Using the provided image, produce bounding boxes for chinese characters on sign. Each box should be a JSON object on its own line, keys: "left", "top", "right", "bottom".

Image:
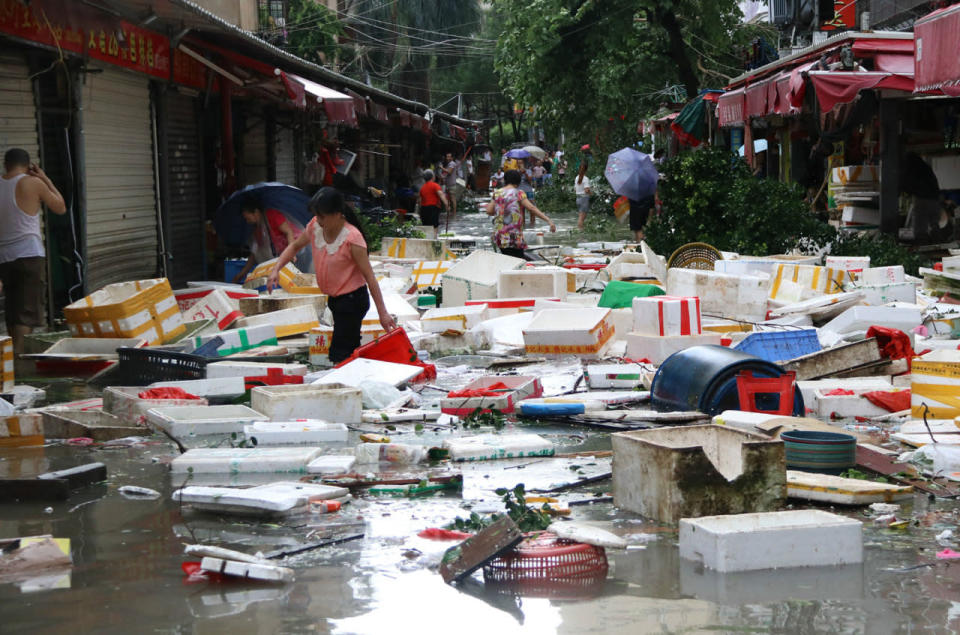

{"left": 821, "top": 0, "right": 857, "bottom": 31}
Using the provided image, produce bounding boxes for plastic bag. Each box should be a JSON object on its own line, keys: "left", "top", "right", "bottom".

{"left": 137, "top": 387, "right": 201, "bottom": 400}
{"left": 359, "top": 381, "right": 404, "bottom": 409}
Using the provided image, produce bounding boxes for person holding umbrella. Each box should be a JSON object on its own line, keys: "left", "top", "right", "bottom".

{"left": 233, "top": 195, "right": 301, "bottom": 283}
{"left": 604, "top": 147, "right": 659, "bottom": 242}
{"left": 267, "top": 188, "right": 395, "bottom": 364}
{"left": 485, "top": 169, "right": 556, "bottom": 259}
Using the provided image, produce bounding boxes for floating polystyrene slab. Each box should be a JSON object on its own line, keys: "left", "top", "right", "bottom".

{"left": 243, "top": 420, "right": 348, "bottom": 445}
{"left": 170, "top": 447, "right": 322, "bottom": 474}
{"left": 146, "top": 405, "right": 268, "bottom": 437}
{"left": 361, "top": 408, "right": 442, "bottom": 423}
{"left": 306, "top": 455, "right": 357, "bottom": 475}
{"left": 200, "top": 557, "right": 294, "bottom": 583}
{"left": 444, "top": 433, "right": 554, "bottom": 462}
{"left": 206, "top": 361, "right": 308, "bottom": 379}
{"left": 786, "top": 471, "right": 913, "bottom": 505}
{"left": 250, "top": 383, "right": 362, "bottom": 423}
{"left": 148, "top": 377, "right": 246, "bottom": 400}
{"left": 314, "top": 358, "right": 422, "bottom": 388}
{"left": 173, "top": 481, "right": 348, "bottom": 515}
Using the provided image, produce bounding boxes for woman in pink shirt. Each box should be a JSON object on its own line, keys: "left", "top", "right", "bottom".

{"left": 268, "top": 188, "right": 395, "bottom": 363}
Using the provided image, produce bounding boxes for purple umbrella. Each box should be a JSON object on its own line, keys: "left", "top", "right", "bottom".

{"left": 604, "top": 148, "right": 659, "bottom": 201}
{"left": 506, "top": 148, "right": 531, "bottom": 159}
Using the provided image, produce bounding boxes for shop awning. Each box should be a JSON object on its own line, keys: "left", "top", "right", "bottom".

{"left": 915, "top": 3, "right": 960, "bottom": 95}
{"left": 717, "top": 88, "right": 744, "bottom": 127}
{"left": 345, "top": 89, "right": 368, "bottom": 118}
{"left": 808, "top": 70, "right": 914, "bottom": 112}
{"left": 369, "top": 102, "right": 389, "bottom": 123}
{"left": 288, "top": 73, "right": 357, "bottom": 126}
{"left": 745, "top": 80, "right": 771, "bottom": 119}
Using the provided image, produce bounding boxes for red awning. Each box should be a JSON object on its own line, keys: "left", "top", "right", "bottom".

{"left": 392, "top": 109, "right": 412, "bottom": 127}
{"left": 288, "top": 73, "right": 357, "bottom": 126}
{"left": 345, "top": 89, "right": 368, "bottom": 117}
{"left": 277, "top": 71, "right": 306, "bottom": 108}
{"left": 915, "top": 3, "right": 960, "bottom": 95}
{"left": 717, "top": 88, "right": 744, "bottom": 127}
{"left": 875, "top": 53, "right": 914, "bottom": 74}
{"left": 851, "top": 38, "right": 916, "bottom": 56}
{"left": 808, "top": 71, "right": 915, "bottom": 112}
{"left": 370, "top": 102, "right": 389, "bottom": 122}
{"left": 788, "top": 61, "right": 817, "bottom": 109}
{"left": 745, "top": 80, "right": 770, "bottom": 119}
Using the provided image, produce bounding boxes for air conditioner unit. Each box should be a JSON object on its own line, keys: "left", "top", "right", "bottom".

{"left": 770, "top": 0, "right": 795, "bottom": 24}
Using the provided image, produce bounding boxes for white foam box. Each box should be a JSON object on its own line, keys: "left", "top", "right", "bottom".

{"left": 200, "top": 557, "right": 294, "bottom": 583}
{"left": 103, "top": 386, "right": 209, "bottom": 426}
{"left": 170, "top": 447, "right": 323, "bottom": 474}
{"left": 316, "top": 358, "right": 423, "bottom": 388}
{"left": 381, "top": 237, "right": 455, "bottom": 260}
{"left": 238, "top": 293, "right": 327, "bottom": 318}
{"left": 440, "top": 375, "right": 543, "bottom": 415}
{"left": 194, "top": 324, "right": 278, "bottom": 357}
{"left": 498, "top": 268, "right": 569, "bottom": 300}
{"left": 148, "top": 377, "right": 247, "bottom": 400}
{"left": 608, "top": 307, "right": 634, "bottom": 339}
{"left": 0, "top": 413, "right": 43, "bottom": 447}
{"left": 797, "top": 378, "right": 893, "bottom": 414}
{"left": 177, "top": 287, "right": 245, "bottom": 330}
{"left": 833, "top": 165, "right": 879, "bottom": 184}
{"left": 308, "top": 325, "right": 386, "bottom": 366}
{"left": 841, "top": 206, "right": 881, "bottom": 226}
{"left": 360, "top": 293, "right": 420, "bottom": 327}
{"left": 912, "top": 350, "right": 960, "bottom": 420}
{"left": 174, "top": 481, "right": 348, "bottom": 515}
{"left": 235, "top": 305, "right": 319, "bottom": 339}
{"left": 632, "top": 295, "right": 702, "bottom": 336}
{"left": 625, "top": 333, "right": 722, "bottom": 365}
{"left": 243, "top": 420, "right": 348, "bottom": 445}
{"left": 825, "top": 256, "right": 870, "bottom": 273}
{"left": 464, "top": 297, "right": 560, "bottom": 318}
{"left": 679, "top": 510, "right": 863, "bottom": 572}
{"left": 585, "top": 363, "right": 649, "bottom": 389}
{"left": 250, "top": 383, "right": 362, "bottom": 423}
{"left": 444, "top": 433, "right": 555, "bottom": 462}
{"left": 146, "top": 404, "right": 268, "bottom": 436}
{"left": 307, "top": 455, "right": 357, "bottom": 475}
{"left": 849, "top": 281, "right": 918, "bottom": 305}
{"left": 442, "top": 250, "right": 525, "bottom": 308}
{"left": 768, "top": 264, "right": 851, "bottom": 301}
{"left": 813, "top": 388, "right": 902, "bottom": 419}
{"left": 206, "top": 361, "right": 308, "bottom": 379}
{"left": 861, "top": 265, "right": 905, "bottom": 285}
{"left": 410, "top": 260, "right": 454, "bottom": 290}
{"left": 667, "top": 268, "right": 770, "bottom": 322}
{"left": 1, "top": 335, "right": 12, "bottom": 391}
{"left": 606, "top": 251, "right": 659, "bottom": 282}
{"left": 523, "top": 307, "right": 614, "bottom": 359}
{"left": 821, "top": 306, "right": 922, "bottom": 342}
{"left": 421, "top": 304, "right": 489, "bottom": 335}
{"left": 714, "top": 259, "right": 780, "bottom": 277}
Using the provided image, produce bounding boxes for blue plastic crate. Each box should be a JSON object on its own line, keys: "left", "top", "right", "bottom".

{"left": 734, "top": 329, "right": 821, "bottom": 363}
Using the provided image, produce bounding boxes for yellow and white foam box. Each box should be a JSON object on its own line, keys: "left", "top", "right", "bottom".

{"left": 63, "top": 278, "right": 185, "bottom": 345}
{"left": 1, "top": 336, "right": 12, "bottom": 391}
{"left": 832, "top": 165, "right": 879, "bottom": 185}
{"left": 0, "top": 413, "right": 44, "bottom": 448}
{"left": 235, "top": 304, "right": 320, "bottom": 339}
{"left": 912, "top": 351, "right": 960, "bottom": 420}
{"left": 411, "top": 261, "right": 453, "bottom": 290}
{"left": 523, "top": 307, "right": 615, "bottom": 359}
{"left": 309, "top": 324, "right": 385, "bottom": 365}
{"left": 382, "top": 237, "right": 456, "bottom": 261}
{"left": 769, "top": 264, "right": 850, "bottom": 301}
{"left": 250, "top": 258, "right": 301, "bottom": 291}
{"left": 421, "top": 304, "right": 489, "bottom": 335}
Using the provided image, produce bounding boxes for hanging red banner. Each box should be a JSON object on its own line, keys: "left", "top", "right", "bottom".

{"left": 821, "top": 0, "right": 857, "bottom": 31}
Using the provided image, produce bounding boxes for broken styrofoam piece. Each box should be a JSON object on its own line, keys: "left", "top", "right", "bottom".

{"left": 666, "top": 268, "right": 770, "bottom": 322}
{"left": 243, "top": 420, "right": 348, "bottom": 445}
{"left": 796, "top": 378, "right": 893, "bottom": 414}
{"left": 103, "top": 387, "right": 208, "bottom": 426}
{"left": 523, "top": 307, "right": 614, "bottom": 359}
{"left": 421, "top": 304, "right": 490, "bottom": 335}
{"left": 440, "top": 375, "right": 542, "bottom": 415}
{"left": 174, "top": 481, "right": 348, "bottom": 515}
{"left": 786, "top": 470, "right": 913, "bottom": 505}
{"left": 146, "top": 405, "right": 268, "bottom": 437}
{"left": 679, "top": 510, "right": 863, "bottom": 572}
{"left": 205, "top": 361, "right": 308, "bottom": 379}
{"left": 148, "top": 377, "right": 246, "bottom": 400}
{"left": 548, "top": 522, "right": 628, "bottom": 549}
{"left": 200, "top": 557, "right": 294, "bottom": 583}
{"left": 442, "top": 250, "right": 525, "bottom": 308}
{"left": 235, "top": 305, "right": 320, "bottom": 339}
{"left": 624, "top": 332, "right": 722, "bottom": 365}
{"left": 767, "top": 291, "right": 865, "bottom": 321}
{"left": 585, "top": 363, "right": 650, "bottom": 389}
{"left": 251, "top": 383, "right": 362, "bottom": 423}
{"left": 444, "top": 433, "right": 555, "bottom": 461}
{"left": 178, "top": 287, "right": 244, "bottom": 330}
{"left": 846, "top": 281, "right": 918, "bottom": 306}
{"left": 464, "top": 297, "right": 560, "bottom": 319}
{"left": 185, "top": 544, "right": 266, "bottom": 564}
{"left": 821, "top": 306, "right": 922, "bottom": 342}
{"left": 861, "top": 265, "right": 905, "bottom": 285}
{"left": 498, "top": 268, "right": 569, "bottom": 300}
{"left": 170, "top": 447, "right": 323, "bottom": 474}
{"left": 314, "top": 358, "right": 423, "bottom": 389}
{"left": 354, "top": 442, "right": 426, "bottom": 464}
{"left": 468, "top": 312, "right": 536, "bottom": 352}
{"left": 814, "top": 388, "right": 902, "bottom": 419}
{"left": 306, "top": 455, "right": 357, "bottom": 475}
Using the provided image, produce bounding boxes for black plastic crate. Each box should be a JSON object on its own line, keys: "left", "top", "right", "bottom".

{"left": 116, "top": 347, "right": 208, "bottom": 385}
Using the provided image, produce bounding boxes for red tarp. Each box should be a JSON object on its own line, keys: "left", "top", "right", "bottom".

{"left": 915, "top": 3, "right": 960, "bottom": 96}
{"left": 324, "top": 99, "right": 358, "bottom": 127}
{"left": 808, "top": 71, "right": 914, "bottom": 112}
{"left": 717, "top": 88, "right": 744, "bottom": 127}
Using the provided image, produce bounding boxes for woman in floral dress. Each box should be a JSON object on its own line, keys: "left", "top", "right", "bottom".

{"left": 485, "top": 169, "right": 556, "bottom": 259}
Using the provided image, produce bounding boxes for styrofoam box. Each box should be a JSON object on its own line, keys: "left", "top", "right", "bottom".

{"left": 170, "top": 447, "right": 323, "bottom": 474}
{"left": 442, "top": 250, "right": 525, "bottom": 308}
{"left": 381, "top": 237, "right": 454, "bottom": 260}
{"left": 833, "top": 165, "right": 878, "bottom": 184}
{"left": 821, "top": 306, "right": 922, "bottom": 342}
{"left": 825, "top": 256, "right": 870, "bottom": 272}
{"left": 235, "top": 305, "right": 320, "bottom": 339}
{"left": 679, "top": 510, "right": 863, "bottom": 572}
{"left": 360, "top": 293, "right": 420, "bottom": 326}
{"left": 307, "top": 455, "right": 357, "bottom": 475}
{"left": 243, "top": 420, "right": 348, "bottom": 445}
{"left": 309, "top": 324, "right": 386, "bottom": 366}
{"left": 523, "top": 307, "right": 614, "bottom": 359}
{"left": 178, "top": 287, "right": 244, "bottom": 330}
{"left": 912, "top": 350, "right": 960, "bottom": 419}
{"left": 148, "top": 377, "right": 246, "bottom": 400}
{"left": 315, "top": 358, "right": 423, "bottom": 388}
{"left": 194, "top": 324, "right": 278, "bottom": 357}
{"left": 173, "top": 481, "right": 348, "bottom": 514}
{"left": 146, "top": 404, "right": 268, "bottom": 436}
{"left": 585, "top": 363, "right": 648, "bottom": 389}
{"left": 251, "top": 383, "right": 362, "bottom": 423}
{"left": 768, "top": 264, "right": 851, "bottom": 301}
{"left": 444, "top": 433, "right": 555, "bottom": 462}
{"left": 606, "top": 251, "right": 659, "bottom": 282}
{"left": 813, "top": 389, "right": 898, "bottom": 419}
{"left": 849, "top": 281, "right": 918, "bottom": 305}
{"left": 421, "top": 304, "right": 489, "bottom": 334}
{"left": 625, "top": 332, "right": 722, "bottom": 365}
{"left": 797, "top": 377, "right": 893, "bottom": 414}
{"left": 667, "top": 268, "right": 770, "bottom": 322}
{"left": 201, "top": 557, "right": 294, "bottom": 583}
{"left": 498, "top": 268, "right": 568, "bottom": 300}
{"left": 103, "top": 386, "right": 209, "bottom": 426}
{"left": 465, "top": 297, "right": 560, "bottom": 319}
{"left": 206, "top": 361, "right": 308, "bottom": 379}
{"left": 440, "top": 375, "right": 542, "bottom": 415}
{"left": 861, "top": 265, "right": 905, "bottom": 285}
{"left": 632, "top": 295, "right": 702, "bottom": 337}
{"left": 840, "top": 206, "right": 880, "bottom": 226}
{"left": 1, "top": 335, "right": 12, "bottom": 392}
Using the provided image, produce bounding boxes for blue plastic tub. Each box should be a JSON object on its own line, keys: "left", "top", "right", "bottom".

{"left": 650, "top": 345, "right": 804, "bottom": 416}
{"left": 224, "top": 258, "right": 247, "bottom": 283}
{"left": 734, "top": 329, "right": 821, "bottom": 363}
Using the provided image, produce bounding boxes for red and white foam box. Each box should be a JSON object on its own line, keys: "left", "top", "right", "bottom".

{"left": 465, "top": 297, "right": 560, "bottom": 319}
{"left": 825, "top": 256, "right": 870, "bottom": 274}
{"left": 632, "top": 295, "right": 702, "bottom": 337}
{"left": 861, "top": 265, "right": 905, "bottom": 285}
{"left": 205, "top": 360, "right": 308, "bottom": 379}
{"left": 175, "top": 287, "right": 253, "bottom": 330}
{"left": 440, "top": 375, "right": 543, "bottom": 416}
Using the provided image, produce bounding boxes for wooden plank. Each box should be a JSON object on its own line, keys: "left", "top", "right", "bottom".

{"left": 781, "top": 338, "right": 882, "bottom": 380}
{"left": 856, "top": 445, "right": 960, "bottom": 497}
{"left": 439, "top": 516, "right": 522, "bottom": 584}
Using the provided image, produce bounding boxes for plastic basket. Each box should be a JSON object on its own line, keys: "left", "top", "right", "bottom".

{"left": 335, "top": 327, "right": 436, "bottom": 381}
{"left": 482, "top": 532, "right": 608, "bottom": 586}
{"left": 734, "top": 329, "right": 821, "bottom": 363}
{"left": 666, "top": 242, "right": 723, "bottom": 270}
{"left": 116, "top": 347, "right": 208, "bottom": 384}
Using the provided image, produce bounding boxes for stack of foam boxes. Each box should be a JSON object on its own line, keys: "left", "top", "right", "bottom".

{"left": 625, "top": 295, "right": 721, "bottom": 364}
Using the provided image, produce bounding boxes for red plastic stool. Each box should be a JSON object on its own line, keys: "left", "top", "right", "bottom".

{"left": 736, "top": 370, "right": 796, "bottom": 415}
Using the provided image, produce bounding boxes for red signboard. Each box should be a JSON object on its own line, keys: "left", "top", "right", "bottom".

{"left": 0, "top": 0, "right": 170, "bottom": 79}
{"left": 822, "top": 0, "right": 857, "bottom": 31}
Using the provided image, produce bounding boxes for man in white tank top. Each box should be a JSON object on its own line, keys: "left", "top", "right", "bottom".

{"left": 0, "top": 148, "right": 66, "bottom": 367}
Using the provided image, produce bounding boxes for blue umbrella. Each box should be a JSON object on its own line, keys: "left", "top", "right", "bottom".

{"left": 506, "top": 148, "right": 531, "bottom": 159}
{"left": 215, "top": 182, "right": 312, "bottom": 248}
{"left": 604, "top": 148, "right": 659, "bottom": 201}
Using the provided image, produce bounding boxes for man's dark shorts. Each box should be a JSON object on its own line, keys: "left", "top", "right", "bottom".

{"left": 419, "top": 205, "right": 441, "bottom": 228}
{"left": 0, "top": 256, "right": 46, "bottom": 328}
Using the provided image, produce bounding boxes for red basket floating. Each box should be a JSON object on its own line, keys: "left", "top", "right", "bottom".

{"left": 483, "top": 531, "right": 608, "bottom": 592}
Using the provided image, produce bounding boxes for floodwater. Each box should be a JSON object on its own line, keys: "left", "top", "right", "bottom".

{"left": 3, "top": 208, "right": 960, "bottom": 633}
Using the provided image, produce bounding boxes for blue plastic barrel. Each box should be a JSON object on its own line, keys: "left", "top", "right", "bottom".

{"left": 651, "top": 345, "right": 804, "bottom": 416}
{"left": 224, "top": 258, "right": 247, "bottom": 283}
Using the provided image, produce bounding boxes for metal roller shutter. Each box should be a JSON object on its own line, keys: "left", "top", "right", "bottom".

{"left": 82, "top": 67, "right": 158, "bottom": 291}
{"left": 165, "top": 91, "right": 204, "bottom": 287}
{"left": 243, "top": 115, "right": 268, "bottom": 184}
{"left": 275, "top": 125, "right": 296, "bottom": 185}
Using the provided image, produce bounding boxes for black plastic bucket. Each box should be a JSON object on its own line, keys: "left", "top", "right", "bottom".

{"left": 650, "top": 345, "right": 804, "bottom": 416}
